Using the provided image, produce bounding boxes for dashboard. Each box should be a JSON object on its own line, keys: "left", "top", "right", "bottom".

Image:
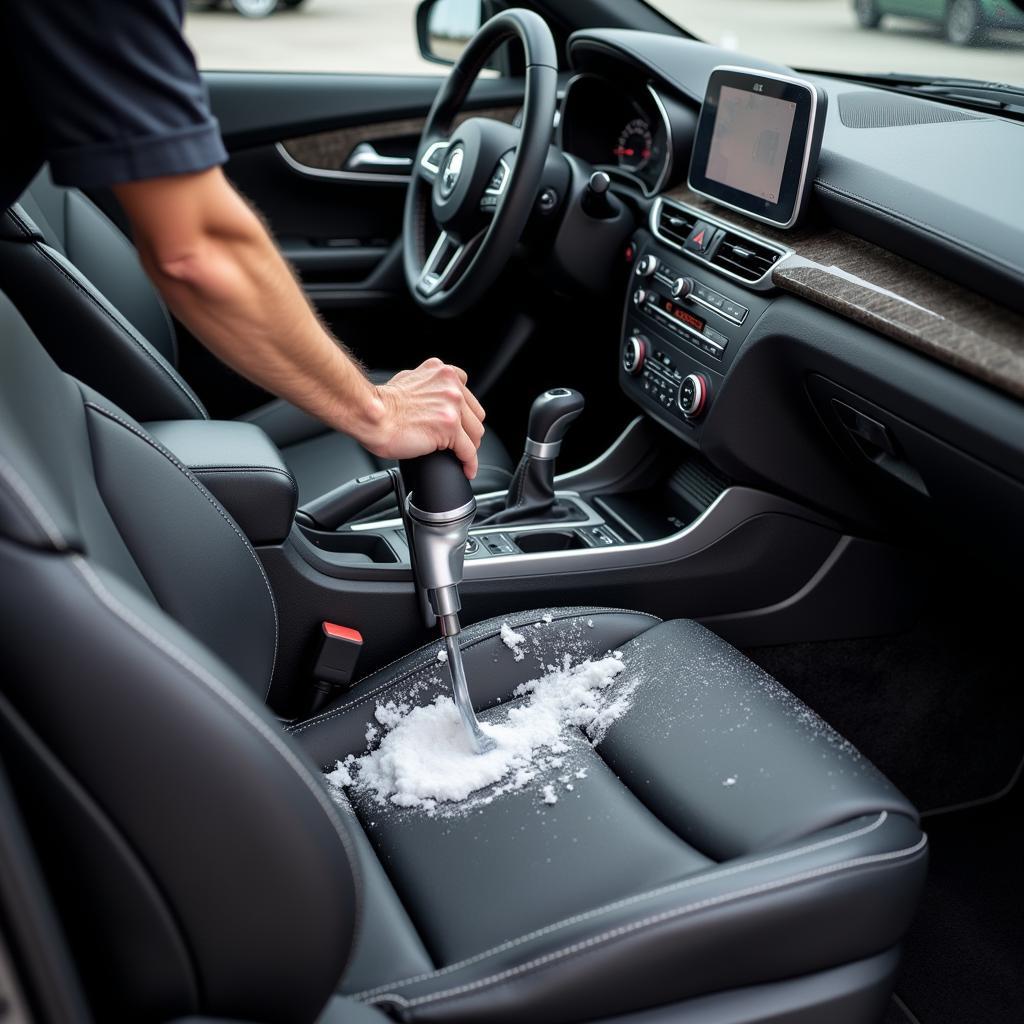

{"left": 556, "top": 29, "right": 1024, "bottom": 566}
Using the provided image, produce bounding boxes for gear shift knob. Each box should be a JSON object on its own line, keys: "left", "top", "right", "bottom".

{"left": 525, "top": 388, "right": 586, "bottom": 459}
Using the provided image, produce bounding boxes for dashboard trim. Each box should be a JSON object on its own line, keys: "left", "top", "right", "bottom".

{"left": 665, "top": 184, "right": 1024, "bottom": 402}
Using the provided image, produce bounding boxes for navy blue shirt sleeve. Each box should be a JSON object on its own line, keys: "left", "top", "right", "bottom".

{"left": 1, "top": 0, "right": 227, "bottom": 189}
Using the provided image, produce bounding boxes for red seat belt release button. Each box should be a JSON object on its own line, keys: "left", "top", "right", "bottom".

{"left": 313, "top": 622, "right": 363, "bottom": 692}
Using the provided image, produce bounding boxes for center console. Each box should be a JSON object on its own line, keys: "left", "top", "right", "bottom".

{"left": 618, "top": 196, "right": 785, "bottom": 444}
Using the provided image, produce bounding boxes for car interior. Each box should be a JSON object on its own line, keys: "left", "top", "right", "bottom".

{"left": 0, "top": 2, "right": 1021, "bottom": 1023}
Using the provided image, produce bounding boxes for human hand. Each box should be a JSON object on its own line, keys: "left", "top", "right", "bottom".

{"left": 361, "top": 358, "right": 486, "bottom": 479}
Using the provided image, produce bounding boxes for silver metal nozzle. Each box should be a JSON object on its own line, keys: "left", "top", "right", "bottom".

{"left": 444, "top": 631, "right": 495, "bottom": 754}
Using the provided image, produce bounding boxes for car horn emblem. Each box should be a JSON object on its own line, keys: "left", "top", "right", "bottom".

{"left": 440, "top": 146, "right": 464, "bottom": 197}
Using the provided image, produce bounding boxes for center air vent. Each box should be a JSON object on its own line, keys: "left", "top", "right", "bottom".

{"left": 710, "top": 232, "right": 783, "bottom": 283}
{"left": 656, "top": 204, "right": 697, "bottom": 248}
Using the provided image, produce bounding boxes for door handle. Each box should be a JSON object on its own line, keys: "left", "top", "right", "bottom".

{"left": 344, "top": 142, "right": 413, "bottom": 173}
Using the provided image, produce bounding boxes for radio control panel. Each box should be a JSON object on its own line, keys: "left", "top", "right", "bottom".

{"left": 620, "top": 237, "right": 769, "bottom": 440}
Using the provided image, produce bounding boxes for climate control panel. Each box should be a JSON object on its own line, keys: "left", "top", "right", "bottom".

{"left": 621, "top": 239, "right": 768, "bottom": 440}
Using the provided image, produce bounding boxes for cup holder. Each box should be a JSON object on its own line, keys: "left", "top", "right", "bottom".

{"left": 514, "top": 530, "right": 587, "bottom": 554}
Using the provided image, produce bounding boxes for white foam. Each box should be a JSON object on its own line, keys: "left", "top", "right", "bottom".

{"left": 327, "top": 654, "right": 631, "bottom": 815}
{"left": 541, "top": 784, "right": 558, "bottom": 804}
{"left": 500, "top": 622, "right": 526, "bottom": 661}
{"left": 436, "top": 649, "right": 448, "bottom": 663}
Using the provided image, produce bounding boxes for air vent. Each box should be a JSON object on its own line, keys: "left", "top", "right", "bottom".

{"left": 656, "top": 204, "right": 697, "bottom": 248}
{"left": 710, "top": 232, "right": 783, "bottom": 283}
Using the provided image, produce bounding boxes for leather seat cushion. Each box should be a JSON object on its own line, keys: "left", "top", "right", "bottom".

{"left": 291, "top": 609, "right": 927, "bottom": 1022}
{"left": 244, "top": 396, "right": 515, "bottom": 505}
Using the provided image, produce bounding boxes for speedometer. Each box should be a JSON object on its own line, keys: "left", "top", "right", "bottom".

{"left": 614, "top": 118, "right": 653, "bottom": 172}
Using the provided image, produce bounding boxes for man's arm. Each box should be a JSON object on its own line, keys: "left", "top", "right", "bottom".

{"left": 113, "top": 167, "right": 485, "bottom": 477}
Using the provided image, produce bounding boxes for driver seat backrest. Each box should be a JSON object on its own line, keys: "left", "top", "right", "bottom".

{"left": 0, "top": 167, "right": 208, "bottom": 422}
{"left": 0, "top": 290, "right": 359, "bottom": 1021}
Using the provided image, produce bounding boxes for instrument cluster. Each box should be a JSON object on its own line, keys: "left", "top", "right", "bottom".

{"left": 559, "top": 74, "right": 672, "bottom": 196}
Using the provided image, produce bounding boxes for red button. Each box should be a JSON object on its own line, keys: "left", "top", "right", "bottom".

{"left": 322, "top": 622, "right": 363, "bottom": 643}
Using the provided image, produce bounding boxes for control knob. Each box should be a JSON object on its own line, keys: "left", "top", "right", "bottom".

{"left": 677, "top": 373, "right": 709, "bottom": 419}
{"left": 632, "top": 288, "right": 647, "bottom": 308}
{"left": 635, "top": 254, "right": 658, "bottom": 278}
{"left": 623, "top": 334, "right": 647, "bottom": 375}
{"left": 670, "top": 276, "right": 695, "bottom": 300}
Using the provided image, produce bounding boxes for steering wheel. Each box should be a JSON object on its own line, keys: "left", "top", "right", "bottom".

{"left": 403, "top": 8, "right": 558, "bottom": 318}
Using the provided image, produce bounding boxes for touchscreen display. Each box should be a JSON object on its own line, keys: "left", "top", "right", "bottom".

{"left": 687, "top": 67, "right": 826, "bottom": 229}
{"left": 705, "top": 87, "right": 797, "bottom": 205}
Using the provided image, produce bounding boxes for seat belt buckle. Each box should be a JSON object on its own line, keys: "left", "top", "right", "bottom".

{"left": 310, "top": 622, "right": 363, "bottom": 713}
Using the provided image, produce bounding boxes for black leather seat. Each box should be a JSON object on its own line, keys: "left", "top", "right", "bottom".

{"left": 0, "top": 291, "right": 927, "bottom": 1023}
{"left": 0, "top": 168, "right": 514, "bottom": 503}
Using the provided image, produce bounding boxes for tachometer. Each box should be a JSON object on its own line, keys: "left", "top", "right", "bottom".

{"left": 614, "top": 118, "right": 653, "bottom": 172}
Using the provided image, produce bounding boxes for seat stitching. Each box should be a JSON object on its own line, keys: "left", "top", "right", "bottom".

{"left": 70, "top": 555, "right": 363, "bottom": 976}
{"left": 373, "top": 832, "right": 928, "bottom": 1011}
{"left": 34, "top": 244, "right": 207, "bottom": 419}
{"left": 0, "top": 454, "right": 69, "bottom": 550}
{"left": 84, "top": 401, "right": 279, "bottom": 698}
{"left": 352, "top": 810, "right": 890, "bottom": 999}
{"left": 5, "top": 206, "right": 37, "bottom": 240}
{"left": 289, "top": 608, "right": 662, "bottom": 736}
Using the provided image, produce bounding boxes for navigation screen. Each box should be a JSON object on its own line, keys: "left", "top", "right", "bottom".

{"left": 705, "top": 86, "right": 797, "bottom": 204}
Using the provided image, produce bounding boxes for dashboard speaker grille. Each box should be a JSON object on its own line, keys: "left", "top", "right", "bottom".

{"left": 838, "top": 92, "right": 984, "bottom": 129}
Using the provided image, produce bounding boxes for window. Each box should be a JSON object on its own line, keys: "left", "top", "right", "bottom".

{"left": 645, "top": 0, "right": 1024, "bottom": 88}
{"left": 184, "top": 0, "right": 442, "bottom": 73}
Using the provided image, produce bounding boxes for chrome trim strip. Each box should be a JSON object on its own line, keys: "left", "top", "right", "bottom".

{"left": 420, "top": 140, "right": 448, "bottom": 177}
{"left": 275, "top": 141, "right": 410, "bottom": 184}
{"left": 524, "top": 438, "right": 560, "bottom": 459}
{"left": 649, "top": 195, "right": 794, "bottom": 291}
{"left": 686, "top": 65, "right": 820, "bottom": 232}
{"left": 407, "top": 496, "right": 477, "bottom": 525}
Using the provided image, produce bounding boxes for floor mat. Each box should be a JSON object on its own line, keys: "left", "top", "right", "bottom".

{"left": 746, "top": 608, "right": 1024, "bottom": 813}
{"left": 891, "top": 782, "right": 1024, "bottom": 1023}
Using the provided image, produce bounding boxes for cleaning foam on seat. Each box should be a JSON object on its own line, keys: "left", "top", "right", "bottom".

{"left": 327, "top": 653, "right": 634, "bottom": 816}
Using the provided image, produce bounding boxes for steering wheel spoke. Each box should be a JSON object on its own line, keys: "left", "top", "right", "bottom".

{"left": 418, "top": 139, "right": 449, "bottom": 184}
{"left": 415, "top": 230, "right": 484, "bottom": 297}
{"left": 479, "top": 152, "right": 513, "bottom": 213}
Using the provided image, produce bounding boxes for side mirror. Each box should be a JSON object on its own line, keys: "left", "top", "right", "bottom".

{"left": 416, "top": 0, "right": 484, "bottom": 67}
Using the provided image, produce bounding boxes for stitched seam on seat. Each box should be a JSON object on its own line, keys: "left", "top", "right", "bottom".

{"left": 289, "top": 608, "right": 662, "bottom": 736}
{"left": 71, "top": 555, "right": 363, "bottom": 977}
{"left": 0, "top": 454, "right": 69, "bottom": 550}
{"left": 84, "top": 402, "right": 279, "bottom": 697}
{"left": 5, "top": 206, "right": 37, "bottom": 240}
{"left": 35, "top": 244, "right": 207, "bottom": 419}
{"left": 353, "top": 810, "right": 891, "bottom": 999}
{"left": 370, "top": 829, "right": 929, "bottom": 1010}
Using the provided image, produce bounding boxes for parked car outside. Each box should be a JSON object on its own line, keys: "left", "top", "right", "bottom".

{"left": 192, "top": 0, "right": 308, "bottom": 18}
{"left": 854, "top": 0, "right": 1024, "bottom": 45}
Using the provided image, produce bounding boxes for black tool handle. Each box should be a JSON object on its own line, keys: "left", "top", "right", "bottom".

{"left": 399, "top": 450, "right": 474, "bottom": 516}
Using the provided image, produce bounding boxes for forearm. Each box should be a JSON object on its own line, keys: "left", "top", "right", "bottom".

{"left": 114, "top": 168, "right": 486, "bottom": 477}
{"left": 114, "top": 170, "right": 384, "bottom": 439}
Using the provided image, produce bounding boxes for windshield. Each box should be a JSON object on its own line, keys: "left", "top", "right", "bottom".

{"left": 645, "top": 0, "right": 1024, "bottom": 88}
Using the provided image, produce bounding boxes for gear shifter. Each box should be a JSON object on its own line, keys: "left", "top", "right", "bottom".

{"left": 485, "top": 388, "right": 585, "bottom": 525}
{"left": 399, "top": 451, "right": 494, "bottom": 754}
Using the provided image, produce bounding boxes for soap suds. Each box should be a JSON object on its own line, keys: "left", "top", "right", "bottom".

{"left": 327, "top": 653, "right": 632, "bottom": 816}
{"left": 436, "top": 649, "right": 448, "bottom": 663}
{"left": 500, "top": 622, "right": 526, "bottom": 661}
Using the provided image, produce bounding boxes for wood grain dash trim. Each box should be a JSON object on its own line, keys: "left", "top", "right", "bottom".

{"left": 281, "top": 107, "right": 519, "bottom": 176}
{"left": 664, "top": 185, "right": 1024, "bottom": 402}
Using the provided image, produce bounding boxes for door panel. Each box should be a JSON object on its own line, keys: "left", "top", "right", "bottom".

{"left": 191, "top": 71, "right": 527, "bottom": 414}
